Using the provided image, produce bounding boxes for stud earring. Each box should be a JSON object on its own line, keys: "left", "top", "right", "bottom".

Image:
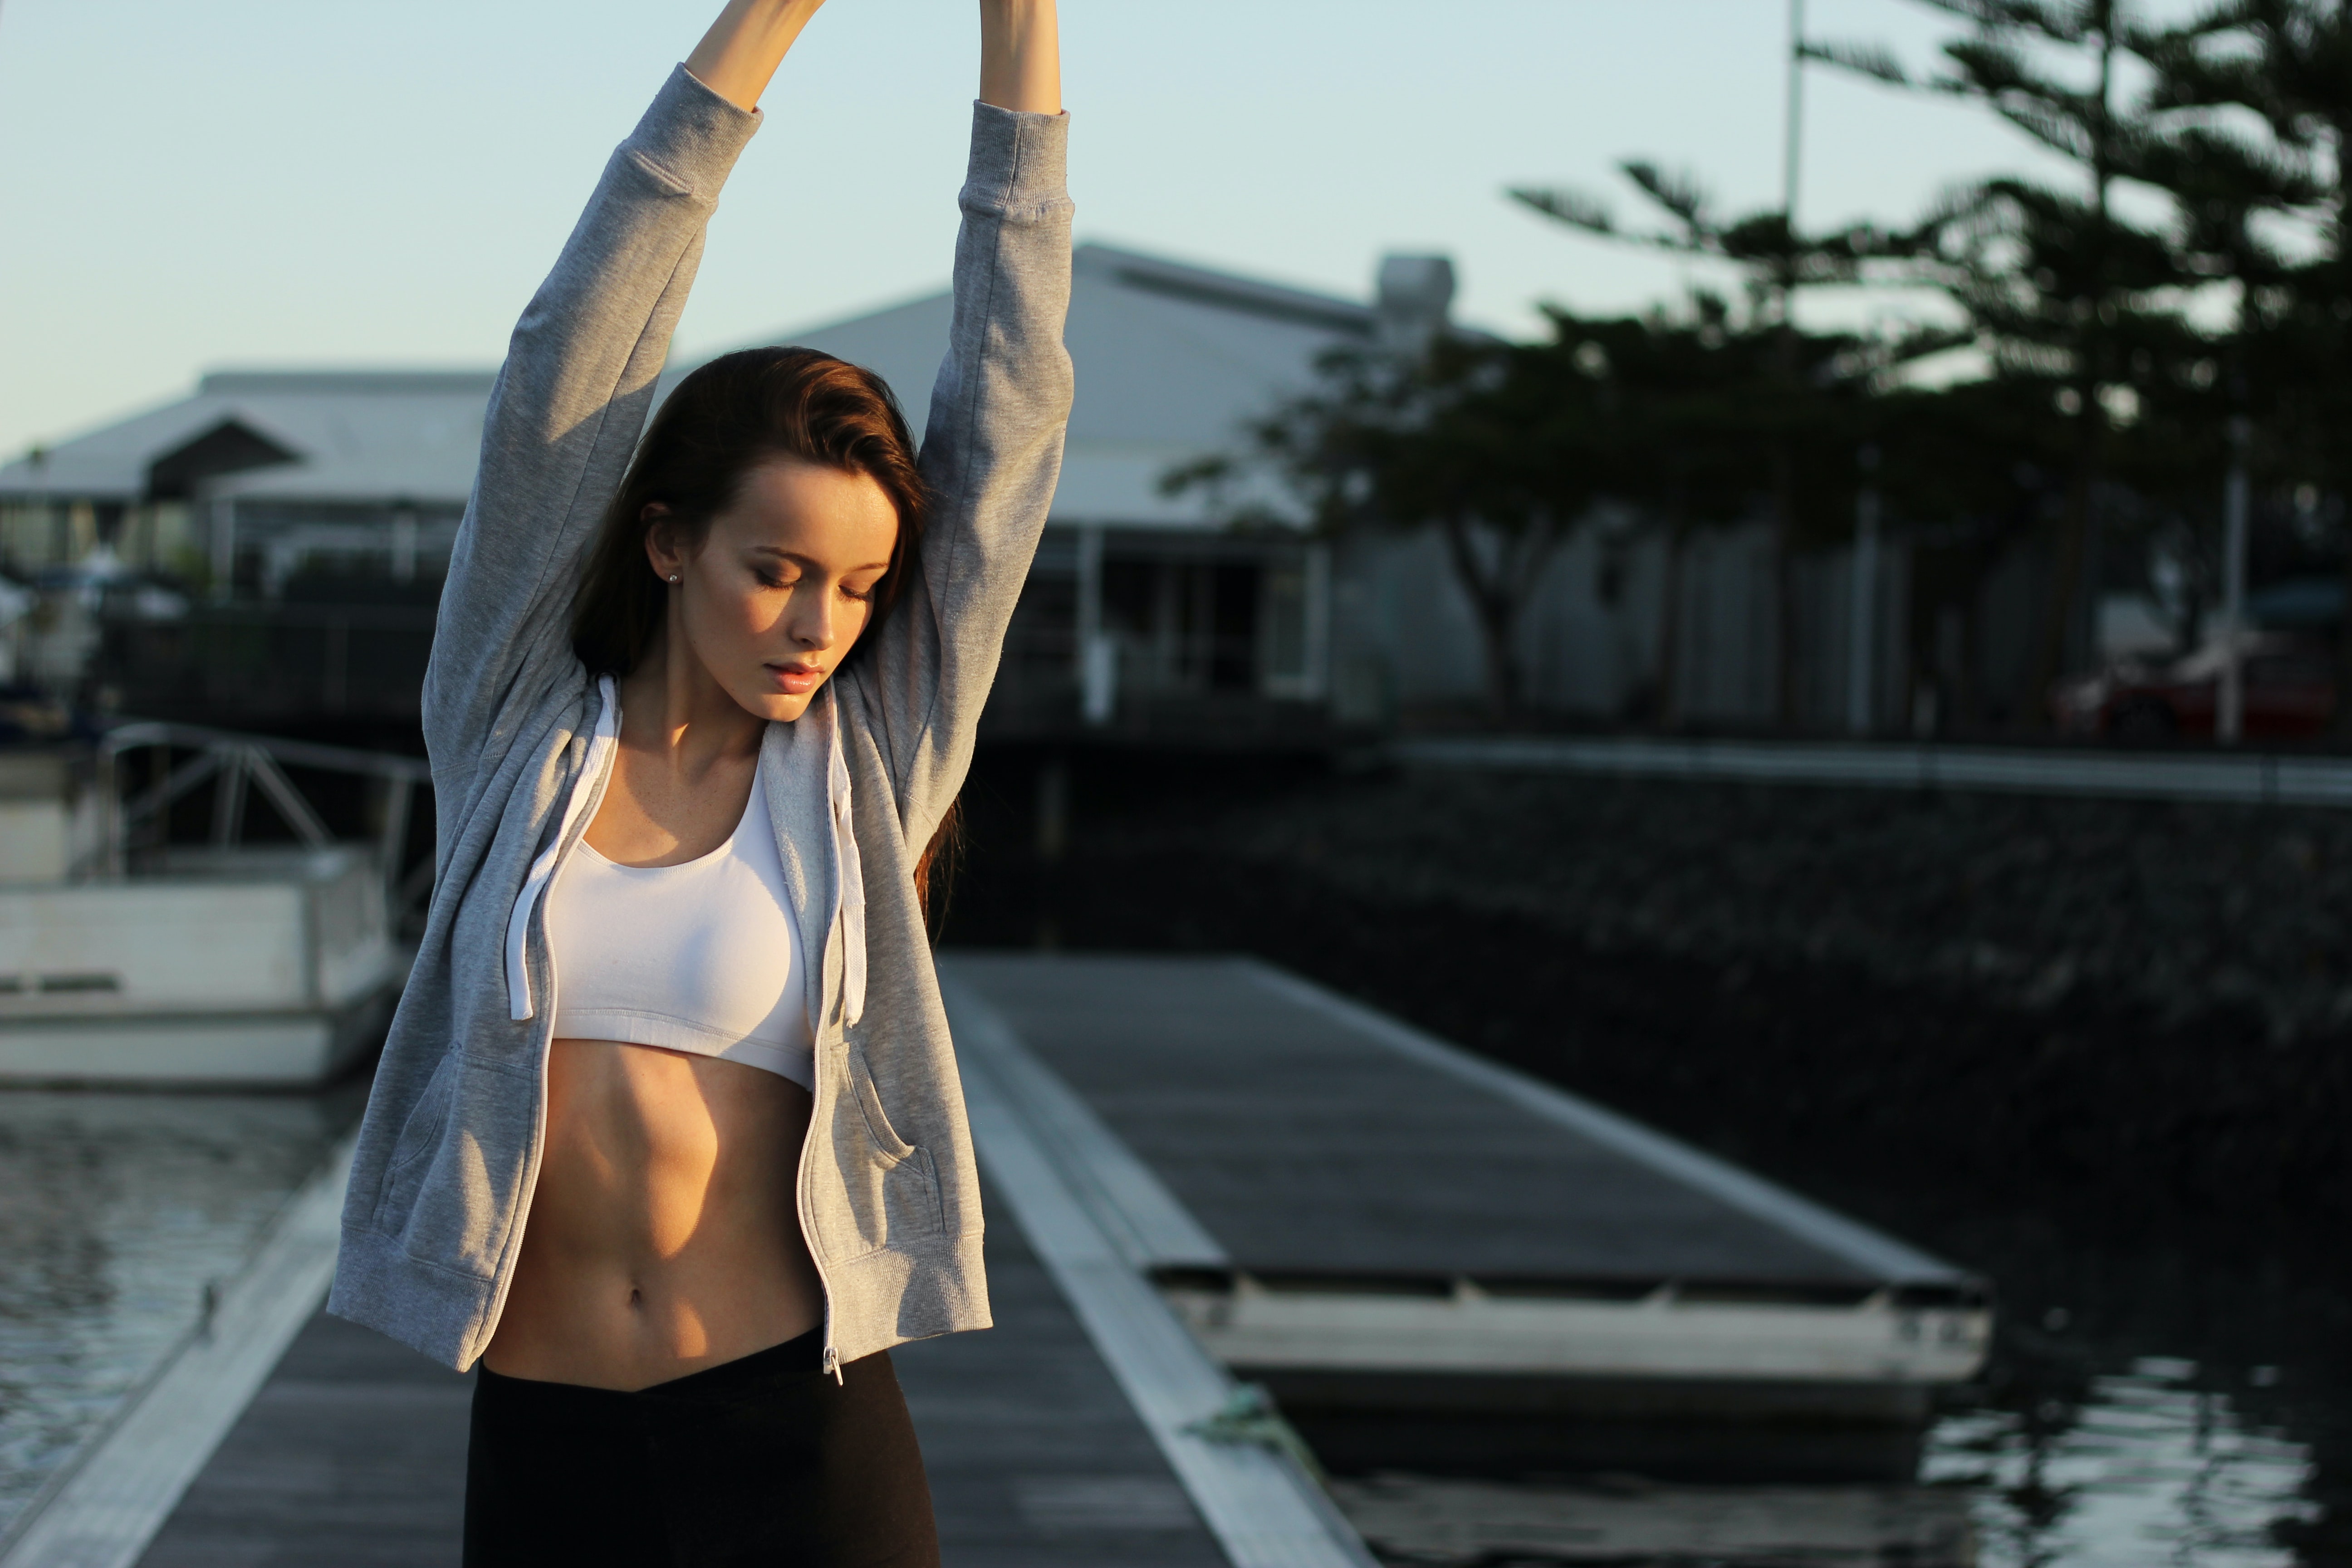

{"left": 667, "top": 574, "right": 680, "bottom": 583}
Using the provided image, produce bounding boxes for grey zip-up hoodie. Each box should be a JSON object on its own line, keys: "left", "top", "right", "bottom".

{"left": 326, "top": 65, "right": 1073, "bottom": 1375}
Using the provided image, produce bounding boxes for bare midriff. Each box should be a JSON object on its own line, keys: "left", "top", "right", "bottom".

{"left": 480, "top": 1038, "right": 824, "bottom": 1392}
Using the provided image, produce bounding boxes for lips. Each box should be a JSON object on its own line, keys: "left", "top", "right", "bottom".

{"left": 768, "top": 663, "right": 827, "bottom": 696}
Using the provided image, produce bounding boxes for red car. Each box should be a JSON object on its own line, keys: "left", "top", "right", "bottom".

{"left": 2051, "top": 632, "right": 2336, "bottom": 739}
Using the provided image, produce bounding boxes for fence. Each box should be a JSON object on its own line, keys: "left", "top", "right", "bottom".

{"left": 98, "top": 604, "right": 436, "bottom": 724}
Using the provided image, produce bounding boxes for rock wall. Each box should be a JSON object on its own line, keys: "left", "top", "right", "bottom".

{"left": 1205, "top": 766, "right": 2352, "bottom": 1046}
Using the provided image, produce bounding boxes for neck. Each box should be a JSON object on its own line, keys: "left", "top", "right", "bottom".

{"left": 617, "top": 620, "right": 767, "bottom": 774}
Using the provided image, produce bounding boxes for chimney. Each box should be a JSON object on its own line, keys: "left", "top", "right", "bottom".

{"left": 1374, "top": 254, "right": 1456, "bottom": 358}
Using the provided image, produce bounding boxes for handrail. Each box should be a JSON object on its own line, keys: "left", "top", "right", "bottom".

{"left": 85, "top": 720, "right": 434, "bottom": 932}
{"left": 95, "top": 721, "right": 431, "bottom": 784}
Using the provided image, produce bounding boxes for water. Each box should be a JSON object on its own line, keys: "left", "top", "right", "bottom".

{"left": 0, "top": 1088, "right": 353, "bottom": 1539}
{"left": 1928, "top": 1360, "right": 2321, "bottom": 1568}
{"left": 1338, "top": 1364, "right": 2324, "bottom": 1566}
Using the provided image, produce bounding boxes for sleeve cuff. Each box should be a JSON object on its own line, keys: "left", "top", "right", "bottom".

{"left": 963, "top": 101, "right": 1071, "bottom": 213}
{"left": 625, "top": 64, "right": 763, "bottom": 200}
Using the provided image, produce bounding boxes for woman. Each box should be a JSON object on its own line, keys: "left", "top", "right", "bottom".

{"left": 325, "top": 0, "right": 1070, "bottom": 1561}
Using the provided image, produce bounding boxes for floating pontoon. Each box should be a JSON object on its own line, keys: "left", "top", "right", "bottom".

{"left": 942, "top": 954, "right": 1993, "bottom": 1480}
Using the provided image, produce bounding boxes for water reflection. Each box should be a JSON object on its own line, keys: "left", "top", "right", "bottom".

{"left": 1331, "top": 1359, "right": 2322, "bottom": 1567}
{"left": 1928, "top": 1357, "right": 2319, "bottom": 1568}
{"left": 0, "top": 1089, "right": 350, "bottom": 1538}
{"left": 1332, "top": 1473, "right": 1976, "bottom": 1564}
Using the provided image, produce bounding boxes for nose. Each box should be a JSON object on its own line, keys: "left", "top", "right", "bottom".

{"left": 789, "top": 585, "right": 833, "bottom": 651}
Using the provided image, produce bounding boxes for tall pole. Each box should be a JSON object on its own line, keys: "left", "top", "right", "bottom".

{"left": 1075, "top": 523, "right": 1111, "bottom": 725}
{"left": 1848, "top": 445, "right": 1882, "bottom": 735}
{"left": 1771, "top": 0, "right": 1809, "bottom": 728}
{"left": 2218, "top": 414, "right": 2251, "bottom": 745}
{"left": 1784, "top": 0, "right": 1808, "bottom": 246}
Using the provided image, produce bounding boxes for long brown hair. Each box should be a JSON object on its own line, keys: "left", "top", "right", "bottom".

{"left": 571, "top": 346, "right": 962, "bottom": 922}
{"left": 571, "top": 346, "right": 930, "bottom": 677}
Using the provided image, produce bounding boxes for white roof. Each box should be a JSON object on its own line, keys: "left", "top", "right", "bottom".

{"left": 0, "top": 371, "right": 493, "bottom": 508}
{"left": 3, "top": 243, "right": 1381, "bottom": 529}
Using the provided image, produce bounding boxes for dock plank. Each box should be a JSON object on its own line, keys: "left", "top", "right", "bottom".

{"left": 943, "top": 953, "right": 1877, "bottom": 1284}
{"left": 133, "top": 1314, "right": 468, "bottom": 1568}
{"left": 896, "top": 1205, "right": 1224, "bottom": 1568}
{"left": 131, "top": 1175, "right": 1225, "bottom": 1568}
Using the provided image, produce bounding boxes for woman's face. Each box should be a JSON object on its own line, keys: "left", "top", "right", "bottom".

{"left": 646, "top": 456, "right": 900, "bottom": 723}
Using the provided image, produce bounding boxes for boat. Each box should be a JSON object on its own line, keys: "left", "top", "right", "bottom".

{"left": 0, "top": 725, "right": 426, "bottom": 1087}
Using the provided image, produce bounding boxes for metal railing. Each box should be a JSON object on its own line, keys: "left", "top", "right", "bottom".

{"left": 1394, "top": 733, "right": 2352, "bottom": 808}
{"left": 86, "top": 722, "right": 435, "bottom": 930}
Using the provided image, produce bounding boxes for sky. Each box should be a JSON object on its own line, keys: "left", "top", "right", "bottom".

{"left": 0, "top": 0, "right": 2135, "bottom": 460}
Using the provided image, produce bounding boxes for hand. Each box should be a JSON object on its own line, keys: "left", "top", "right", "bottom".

{"left": 978, "top": 0, "right": 1060, "bottom": 115}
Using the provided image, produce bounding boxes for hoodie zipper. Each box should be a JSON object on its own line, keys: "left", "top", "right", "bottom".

{"left": 799, "top": 1047, "right": 843, "bottom": 1383}
{"left": 785, "top": 718, "right": 846, "bottom": 1386}
{"left": 799, "top": 986, "right": 843, "bottom": 1385}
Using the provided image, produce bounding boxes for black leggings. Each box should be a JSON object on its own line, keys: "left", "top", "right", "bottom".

{"left": 463, "top": 1329, "right": 939, "bottom": 1568}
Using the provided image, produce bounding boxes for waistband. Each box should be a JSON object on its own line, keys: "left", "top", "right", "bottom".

{"left": 478, "top": 1326, "right": 825, "bottom": 1404}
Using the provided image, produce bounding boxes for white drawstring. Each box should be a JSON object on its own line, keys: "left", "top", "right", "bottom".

{"left": 505, "top": 675, "right": 621, "bottom": 1021}
{"left": 828, "top": 706, "right": 867, "bottom": 1029}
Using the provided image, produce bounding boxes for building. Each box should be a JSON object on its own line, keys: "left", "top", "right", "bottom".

{"left": 0, "top": 372, "right": 484, "bottom": 721}
{"left": 0, "top": 244, "right": 1410, "bottom": 735}
{"left": 0, "top": 370, "right": 485, "bottom": 592}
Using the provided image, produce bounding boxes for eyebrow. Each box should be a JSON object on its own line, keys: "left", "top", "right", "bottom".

{"left": 748, "top": 546, "right": 893, "bottom": 573}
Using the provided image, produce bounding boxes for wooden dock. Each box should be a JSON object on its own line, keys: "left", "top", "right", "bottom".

{"left": 127, "top": 1177, "right": 1238, "bottom": 1568}
{"left": 940, "top": 954, "right": 1990, "bottom": 1480}
{"left": 4, "top": 952, "right": 1987, "bottom": 1567}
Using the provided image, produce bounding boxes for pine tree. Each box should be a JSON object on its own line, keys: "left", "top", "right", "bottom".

{"left": 2136, "top": 0, "right": 2352, "bottom": 729}
{"left": 1178, "top": 303, "right": 1883, "bottom": 725}
{"left": 1509, "top": 164, "right": 1947, "bottom": 728}
{"left": 1811, "top": 0, "right": 2194, "bottom": 723}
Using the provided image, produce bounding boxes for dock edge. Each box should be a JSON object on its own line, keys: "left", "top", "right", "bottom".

{"left": 944, "top": 976, "right": 1381, "bottom": 1568}
{"left": 0, "top": 1134, "right": 355, "bottom": 1568}
{"left": 1238, "top": 960, "right": 1970, "bottom": 1285}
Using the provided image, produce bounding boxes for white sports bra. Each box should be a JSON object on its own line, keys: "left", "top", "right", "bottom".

{"left": 544, "top": 754, "right": 814, "bottom": 1090}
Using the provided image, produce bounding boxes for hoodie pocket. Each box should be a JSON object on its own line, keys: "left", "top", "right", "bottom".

{"left": 378, "top": 1054, "right": 533, "bottom": 1280}
{"left": 372, "top": 1049, "right": 460, "bottom": 1228}
{"left": 829, "top": 1048, "right": 944, "bottom": 1259}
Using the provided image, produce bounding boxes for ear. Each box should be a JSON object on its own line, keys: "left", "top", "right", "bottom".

{"left": 642, "top": 503, "right": 685, "bottom": 582}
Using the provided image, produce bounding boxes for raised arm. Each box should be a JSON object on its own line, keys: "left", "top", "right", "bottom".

{"left": 686, "top": 0, "right": 830, "bottom": 112}
{"left": 846, "top": 0, "right": 1072, "bottom": 843}
{"left": 421, "top": 2, "right": 823, "bottom": 778}
{"left": 978, "top": 0, "right": 1062, "bottom": 116}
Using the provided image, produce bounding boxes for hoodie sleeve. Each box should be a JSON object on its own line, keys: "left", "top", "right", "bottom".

{"left": 421, "top": 66, "right": 759, "bottom": 780}
{"left": 841, "top": 103, "right": 1074, "bottom": 846}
